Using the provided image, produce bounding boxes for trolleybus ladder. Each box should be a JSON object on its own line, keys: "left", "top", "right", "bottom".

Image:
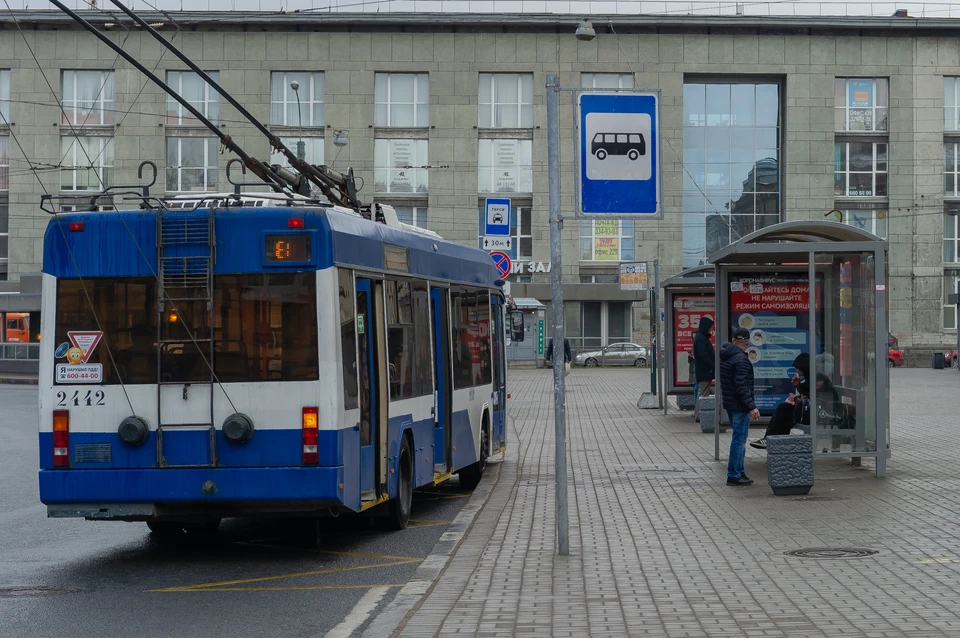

{"left": 155, "top": 208, "right": 217, "bottom": 467}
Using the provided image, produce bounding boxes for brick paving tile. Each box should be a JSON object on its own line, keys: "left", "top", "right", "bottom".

{"left": 391, "top": 368, "right": 960, "bottom": 637}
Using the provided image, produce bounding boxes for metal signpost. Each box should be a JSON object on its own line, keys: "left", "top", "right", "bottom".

{"left": 546, "top": 76, "right": 661, "bottom": 556}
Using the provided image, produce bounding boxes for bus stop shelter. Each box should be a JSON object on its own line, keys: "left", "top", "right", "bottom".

{"left": 709, "top": 221, "right": 890, "bottom": 477}
{"left": 661, "top": 265, "right": 715, "bottom": 415}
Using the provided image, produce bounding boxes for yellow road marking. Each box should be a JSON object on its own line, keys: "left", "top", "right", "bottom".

{"left": 917, "top": 558, "right": 960, "bottom": 564}
{"left": 157, "top": 584, "right": 406, "bottom": 592}
{"left": 149, "top": 558, "right": 420, "bottom": 592}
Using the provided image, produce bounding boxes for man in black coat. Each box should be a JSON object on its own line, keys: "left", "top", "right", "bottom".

{"left": 692, "top": 316, "right": 715, "bottom": 422}
{"left": 545, "top": 338, "right": 572, "bottom": 364}
{"left": 719, "top": 327, "right": 760, "bottom": 486}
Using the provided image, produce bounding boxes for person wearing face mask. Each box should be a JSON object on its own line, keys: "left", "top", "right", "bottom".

{"left": 750, "top": 352, "right": 810, "bottom": 450}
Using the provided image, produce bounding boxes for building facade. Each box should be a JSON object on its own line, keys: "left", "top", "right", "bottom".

{"left": 0, "top": 11, "right": 957, "bottom": 355}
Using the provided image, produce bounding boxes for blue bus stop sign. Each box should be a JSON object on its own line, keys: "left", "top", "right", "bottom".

{"left": 578, "top": 91, "right": 661, "bottom": 216}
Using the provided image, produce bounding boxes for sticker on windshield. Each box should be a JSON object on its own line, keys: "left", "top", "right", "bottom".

{"left": 55, "top": 331, "right": 103, "bottom": 384}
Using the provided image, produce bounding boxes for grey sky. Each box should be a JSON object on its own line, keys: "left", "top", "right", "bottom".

{"left": 11, "top": 0, "right": 960, "bottom": 18}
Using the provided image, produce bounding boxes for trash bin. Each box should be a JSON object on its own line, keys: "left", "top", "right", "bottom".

{"left": 767, "top": 434, "right": 814, "bottom": 496}
{"left": 934, "top": 352, "right": 945, "bottom": 370}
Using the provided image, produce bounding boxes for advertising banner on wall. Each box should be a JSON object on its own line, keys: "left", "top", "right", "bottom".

{"left": 673, "top": 294, "right": 715, "bottom": 387}
{"left": 728, "top": 273, "right": 823, "bottom": 413}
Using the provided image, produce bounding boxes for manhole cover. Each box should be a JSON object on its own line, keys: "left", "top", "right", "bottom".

{"left": 783, "top": 548, "right": 879, "bottom": 559}
{"left": 0, "top": 586, "right": 82, "bottom": 598}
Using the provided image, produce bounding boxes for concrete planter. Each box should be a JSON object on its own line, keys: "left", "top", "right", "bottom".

{"left": 698, "top": 397, "right": 716, "bottom": 433}
{"left": 767, "top": 435, "right": 814, "bottom": 496}
{"left": 676, "top": 394, "right": 696, "bottom": 411}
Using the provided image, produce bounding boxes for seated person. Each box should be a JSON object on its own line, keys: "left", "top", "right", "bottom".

{"left": 750, "top": 353, "right": 810, "bottom": 450}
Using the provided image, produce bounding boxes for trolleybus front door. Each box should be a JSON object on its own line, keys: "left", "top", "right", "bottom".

{"left": 431, "top": 287, "right": 453, "bottom": 473}
{"left": 356, "top": 279, "right": 378, "bottom": 496}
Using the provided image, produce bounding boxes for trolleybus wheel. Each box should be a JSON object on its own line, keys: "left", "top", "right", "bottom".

{"left": 386, "top": 436, "right": 413, "bottom": 530}
{"left": 458, "top": 422, "right": 489, "bottom": 491}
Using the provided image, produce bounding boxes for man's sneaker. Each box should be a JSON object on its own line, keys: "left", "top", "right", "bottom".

{"left": 726, "top": 475, "right": 754, "bottom": 486}
{"left": 749, "top": 438, "right": 767, "bottom": 450}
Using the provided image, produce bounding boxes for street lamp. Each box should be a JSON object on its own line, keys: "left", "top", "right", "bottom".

{"left": 290, "top": 80, "right": 305, "bottom": 162}
{"left": 575, "top": 19, "right": 596, "bottom": 41}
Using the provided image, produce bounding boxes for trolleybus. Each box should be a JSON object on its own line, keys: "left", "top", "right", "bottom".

{"left": 38, "top": 198, "right": 509, "bottom": 533}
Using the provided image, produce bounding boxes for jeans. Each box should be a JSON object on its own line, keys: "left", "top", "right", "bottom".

{"left": 727, "top": 410, "right": 751, "bottom": 479}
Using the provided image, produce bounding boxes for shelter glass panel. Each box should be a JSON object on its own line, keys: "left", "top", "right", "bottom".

{"left": 814, "top": 252, "right": 878, "bottom": 456}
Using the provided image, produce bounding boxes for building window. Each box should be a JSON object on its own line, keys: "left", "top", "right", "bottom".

{"left": 0, "top": 136, "right": 8, "bottom": 191}
{"left": 946, "top": 142, "right": 960, "bottom": 196}
{"left": 580, "top": 219, "right": 634, "bottom": 261}
{"left": 60, "top": 136, "right": 113, "bottom": 191}
{"left": 478, "top": 139, "right": 532, "bottom": 193}
{"left": 394, "top": 206, "right": 428, "bottom": 229}
{"left": 581, "top": 73, "right": 634, "bottom": 90}
{"left": 681, "top": 82, "right": 780, "bottom": 269}
{"left": 947, "top": 78, "right": 960, "bottom": 131}
{"left": 835, "top": 78, "right": 888, "bottom": 132}
{"left": 945, "top": 276, "right": 960, "bottom": 330}
{"left": 835, "top": 142, "right": 887, "bottom": 197}
{"left": 479, "top": 73, "right": 533, "bottom": 128}
{"left": 62, "top": 70, "right": 114, "bottom": 127}
{"left": 0, "top": 201, "right": 7, "bottom": 278}
{"left": 0, "top": 70, "right": 9, "bottom": 124}
{"left": 840, "top": 209, "right": 887, "bottom": 239}
{"left": 374, "top": 139, "right": 428, "bottom": 194}
{"left": 476, "top": 204, "right": 532, "bottom": 260}
{"left": 166, "top": 71, "right": 220, "bottom": 126}
{"left": 166, "top": 137, "right": 218, "bottom": 192}
{"left": 945, "top": 212, "right": 960, "bottom": 263}
{"left": 270, "top": 72, "right": 324, "bottom": 127}
{"left": 269, "top": 137, "right": 324, "bottom": 168}
{"left": 375, "top": 73, "right": 428, "bottom": 127}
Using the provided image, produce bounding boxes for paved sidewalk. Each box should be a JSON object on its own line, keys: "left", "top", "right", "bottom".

{"left": 388, "top": 368, "right": 960, "bottom": 638}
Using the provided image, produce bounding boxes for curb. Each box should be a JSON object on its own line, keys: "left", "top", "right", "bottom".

{"left": 0, "top": 376, "right": 39, "bottom": 385}
{"left": 360, "top": 453, "right": 507, "bottom": 638}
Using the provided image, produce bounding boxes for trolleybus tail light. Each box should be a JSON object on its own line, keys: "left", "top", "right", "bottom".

{"left": 302, "top": 407, "right": 319, "bottom": 464}
{"left": 68, "top": 221, "right": 84, "bottom": 232}
{"left": 288, "top": 218, "right": 305, "bottom": 229}
{"left": 53, "top": 410, "right": 70, "bottom": 467}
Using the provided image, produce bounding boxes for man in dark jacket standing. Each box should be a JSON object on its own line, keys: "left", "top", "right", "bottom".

{"left": 719, "top": 327, "right": 760, "bottom": 486}
{"left": 692, "top": 316, "right": 715, "bottom": 422}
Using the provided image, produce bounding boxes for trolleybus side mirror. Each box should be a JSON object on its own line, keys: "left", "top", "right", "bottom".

{"left": 511, "top": 311, "right": 525, "bottom": 342}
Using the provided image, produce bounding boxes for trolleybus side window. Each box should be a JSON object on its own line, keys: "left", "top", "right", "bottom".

{"left": 338, "top": 269, "right": 359, "bottom": 410}
{"left": 411, "top": 280, "right": 433, "bottom": 397}
{"left": 386, "top": 279, "right": 416, "bottom": 400}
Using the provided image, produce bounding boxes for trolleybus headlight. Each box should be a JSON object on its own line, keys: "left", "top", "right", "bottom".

{"left": 118, "top": 416, "right": 149, "bottom": 447}
{"left": 223, "top": 413, "right": 254, "bottom": 444}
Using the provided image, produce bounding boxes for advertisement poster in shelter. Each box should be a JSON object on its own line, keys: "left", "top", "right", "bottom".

{"left": 673, "top": 294, "right": 715, "bottom": 387}
{"left": 728, "top": 273, "right": 823, "bottom": 413}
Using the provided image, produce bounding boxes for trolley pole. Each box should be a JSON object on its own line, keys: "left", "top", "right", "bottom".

{"left": 546, "top": 74, "right": 569, "bottom": 557}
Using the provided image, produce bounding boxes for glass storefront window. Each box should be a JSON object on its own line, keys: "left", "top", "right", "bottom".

{"left": 682, "top": 82, "right": 781, "bottom": 269}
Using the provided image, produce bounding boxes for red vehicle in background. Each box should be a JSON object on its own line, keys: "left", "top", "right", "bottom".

{"left": 888, "top": 333, "right": 903, "bottom": 368}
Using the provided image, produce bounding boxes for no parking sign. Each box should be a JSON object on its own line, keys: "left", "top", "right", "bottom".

{"left": 490, "top": 251, "right": 512, "bottom": 279}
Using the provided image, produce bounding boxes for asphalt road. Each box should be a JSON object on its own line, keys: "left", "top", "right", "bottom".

{"left": 0, "top": 385, "right": 470, "bottom": 638}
